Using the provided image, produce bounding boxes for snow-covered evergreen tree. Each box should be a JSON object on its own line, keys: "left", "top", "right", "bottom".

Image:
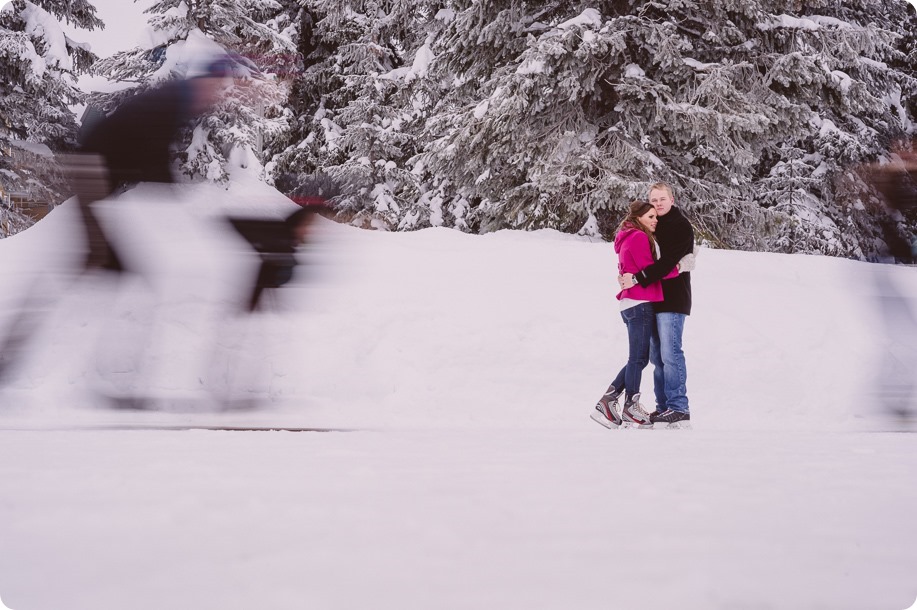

{"left": 89, "top": 0, "right": 298, "bottom": 184}
{"left": 0, "top": 0, "right": 101, "bottom": 236}
{"left": 268, "top": 0, "right": 445, "bottom": 230}
{"left": 410, "top": 1, "right": 573, "bottom": 233}
{"left": 419, "top": 0, "right": 916, "bottom": 255}
{"left": 742, "top": 0, "right": 916, "bottom": 256}
{"left": 418, "top": 4, "right": 658, "bottom": 235}
{"left": 272, "top": 0, "right": 915, "bottom": 258}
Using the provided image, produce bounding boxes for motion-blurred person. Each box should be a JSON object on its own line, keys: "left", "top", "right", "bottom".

{"left": 76, "top": 56, "right": 253, "bottom": 409}
{"left": 862, "top": 139, "right": 917, "bottom": 424}
{"left": 73, "top": 56, "right": 236, "bottom": 272}
{"left": 0, "top": 55, "right": 250, "bottom": 409}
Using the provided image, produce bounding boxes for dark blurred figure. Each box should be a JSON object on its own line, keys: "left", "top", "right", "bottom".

{"left": 0, "top": 56, "right": 238, "bottom": 398}
{"left": 229, "top": 204, "right": 330, "bottom": 312}
{"left": 72, "top": 57, "right": 236, "bottom": 272}
{"left": 868, "top": 141, "right": 917, "bottom": 263}
{"left": 862, "top": 139, "right": 917, "bottom": 425}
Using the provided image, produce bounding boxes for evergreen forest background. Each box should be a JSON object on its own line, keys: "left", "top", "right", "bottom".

{"left": 1, "top": 0, "right": 915, "bottom": 259}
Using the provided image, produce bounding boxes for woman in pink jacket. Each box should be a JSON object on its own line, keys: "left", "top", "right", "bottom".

{"left": 590, "top": 200, "right": 679, "bottom": 429}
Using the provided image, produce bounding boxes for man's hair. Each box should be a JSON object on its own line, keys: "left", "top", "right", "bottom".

{"left": 648, "top": 182, "right": 673, "bottom": 199}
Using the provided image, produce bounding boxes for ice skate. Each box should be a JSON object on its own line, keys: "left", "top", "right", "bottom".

{"left": 590, "top": 384, "right": 623, "bottom": 429}
{"left": 621, "top": 393, "right": 652, "bottom": 428}
{"left": 652, "top": 409, "right": 692, "bottom": 429}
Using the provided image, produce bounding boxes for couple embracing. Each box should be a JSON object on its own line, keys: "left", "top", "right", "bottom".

{"left": 590, "top": 182, "right": 696, "bottom": 430}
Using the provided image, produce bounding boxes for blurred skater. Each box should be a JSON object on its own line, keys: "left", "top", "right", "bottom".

{"left": 73, "top": 55, "right": 237, "bottom": 272}
{"left": 861, "top": 139, "right": 917, "bottom": 424}
{"left": 0, "top": 55, "right": 246, "bottom": 408}
{"left": 75, "top": 55, "right": 259, "bottom": 409}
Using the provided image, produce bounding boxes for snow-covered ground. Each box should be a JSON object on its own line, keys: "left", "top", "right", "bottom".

{"left": 1, "top": 178, "right": 916, "bottom": 609}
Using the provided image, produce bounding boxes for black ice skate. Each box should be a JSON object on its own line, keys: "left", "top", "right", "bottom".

{"left": 652, "top": 409, "right": 692, "bottom": 429}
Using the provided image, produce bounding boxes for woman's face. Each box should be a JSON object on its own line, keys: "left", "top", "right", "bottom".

{"left": 637, "top": 207, "right": 658, "bottom": 232}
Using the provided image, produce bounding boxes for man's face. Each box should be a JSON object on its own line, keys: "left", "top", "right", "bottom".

{"left": 649, "top": 187, "right": 674, "bottom": 217}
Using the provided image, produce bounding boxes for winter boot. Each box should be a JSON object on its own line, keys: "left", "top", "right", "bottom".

{"left": 621, "top": 393, "right": 652, "bottom": 428}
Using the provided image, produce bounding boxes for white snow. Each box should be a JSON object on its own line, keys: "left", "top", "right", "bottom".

{"left": 818, "top": 117, "right": 840, "bottom": 137}
{"left": 757, "top": 14, "right": 821, "bottom": 31}
{"left": 20, "top": 0, "right": 72, "bottom": 71}
{"left": 886, "top": 85, "right": 915, "bottom": 133}
{"left": 831, "top": 69, "right": 853, "bottom": 93}
{"left": 226, "top": 145, "right": 264, "bottom": 180}
{"left": 380, "top": 41, "right": 434, "bottom": 83}
{"left": 319, "top": 117, "right": 343, "bottom": 150}
{"left": 624, "top": 63, "right": 646, "bottom": 78}
{"left": 515, "top": 57, "right": 546, "bottom": 75}
{"left": 434, "top": 8, "right": 456, "bottom": 24}
{"left": 682, "top": 57, "right": 717, "bottom": 72}
{"left": 5, "top": 2, "right": 52, "bottom": 84}
{"left": 861, "top": 57, "right": 889, "bottom": 71}
{"left": 810, "top": 15, "right": 856, "bottom": 30}
{"left": 155, "top": 28, "right": 228, "bottom": 82}
{"left": 380, "top": 65, "right": 411, "bottom": 81}
{"left": 0, "top": 177, "right": 916, "bottom": 609}
{"left": 409, "top": 42, "right": 435, "bottom": 80}
{"left": 556, "top": 8, "right": 602, "bottom": 31}
{"left": 147, "top": 1, "right": 191, "bottom": 50}
{"left": 8, "top": 139, "right": 54, "bottom": 158}
{"left": 472, "top": 99, "right": 490, "bottom": 119}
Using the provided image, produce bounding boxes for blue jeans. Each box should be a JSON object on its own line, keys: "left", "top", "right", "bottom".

{"left": 650, "top": 312, "right": 689, "bottom": 413}
{"left": 610, "top": 303, "right": 655, "bottom": 399}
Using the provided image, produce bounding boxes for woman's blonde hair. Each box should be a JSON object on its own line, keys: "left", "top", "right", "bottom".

{"left": 617, "top": 200, "right": 659, "bottom": 259}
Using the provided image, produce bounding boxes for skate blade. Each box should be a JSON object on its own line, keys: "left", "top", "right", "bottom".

{"left": 656, "top": 421, "right": 692, "bottom": 430}
{"left": 590, "top": 411, "right": 620, "bottom": 429}
{"left": 621, "top": 419, "right": 653, "bottom": 429}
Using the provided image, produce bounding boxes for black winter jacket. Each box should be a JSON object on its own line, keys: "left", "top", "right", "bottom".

{"left": 80, "top": 80, "right": 194, "bottom": 191}
{"left": 634, "top": 205, "right": 694, "bottom": 315}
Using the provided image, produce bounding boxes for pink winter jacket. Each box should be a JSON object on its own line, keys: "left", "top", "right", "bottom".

{"left": 614, "top": 224, "right": 678, "bottom": 302}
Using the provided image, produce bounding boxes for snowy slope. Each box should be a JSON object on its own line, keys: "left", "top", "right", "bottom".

{"left": 0, "top": 179, "right": 915, "bottom": 609}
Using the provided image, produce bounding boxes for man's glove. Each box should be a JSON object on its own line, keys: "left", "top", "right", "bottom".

{"left": 677, "top": 246, "right": 699, "bottom": 272}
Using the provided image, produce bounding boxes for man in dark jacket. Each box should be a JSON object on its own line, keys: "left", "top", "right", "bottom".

{"left": 1, "top": 59, "right": 236, "bottom": 387}
{"left": 63, "top": 58, "right": 239, "bottom": 407}
{"left": 73, "top": 57, "right": 234, "bottom": 271}
{"left": 620, "top": 182, "right": 695, "bottom": 427}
